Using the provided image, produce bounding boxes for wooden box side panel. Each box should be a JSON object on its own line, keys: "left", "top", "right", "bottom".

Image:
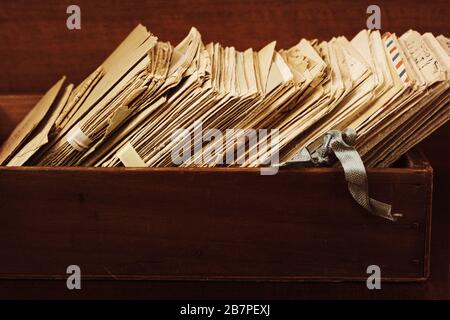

{"left": 0, "top": 165, "right": 431, "bottom": 281}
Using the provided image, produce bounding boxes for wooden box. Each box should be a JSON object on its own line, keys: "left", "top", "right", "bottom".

{"left": 0, "top": 0, "right": 448, "bottom": 300}
{"left": 0, "top": 95, "right": 433, "bottom": 283}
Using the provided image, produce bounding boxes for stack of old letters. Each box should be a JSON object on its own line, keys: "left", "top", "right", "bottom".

{"left": 1, "top": 25, "right": 449, "bottom": 169}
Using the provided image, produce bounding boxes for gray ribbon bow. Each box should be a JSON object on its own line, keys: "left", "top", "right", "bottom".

{"left": 279, "top": 128, "right": 402, "bottom": 221}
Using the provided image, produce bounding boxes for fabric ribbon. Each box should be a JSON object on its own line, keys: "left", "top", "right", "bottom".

{"left": 279, "top": 128, "right": 402, "bottom": 221}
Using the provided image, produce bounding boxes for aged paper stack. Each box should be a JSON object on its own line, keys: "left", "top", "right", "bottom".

{"left": 0, "top": 25, "right": 449, "bottom": 168}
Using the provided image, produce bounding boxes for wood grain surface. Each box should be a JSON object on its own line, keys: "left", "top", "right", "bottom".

{"left": 0, "top": 162, "right": 431, "bottom": 280}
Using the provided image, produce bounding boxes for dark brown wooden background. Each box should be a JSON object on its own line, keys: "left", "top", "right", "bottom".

{"left": 0, "top": 0, "right": 448, "bottom": 299}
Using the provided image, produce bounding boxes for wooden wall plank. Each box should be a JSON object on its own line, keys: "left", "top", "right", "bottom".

{"left": 0, "top": 0, "right": 448, "bottom": 93}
